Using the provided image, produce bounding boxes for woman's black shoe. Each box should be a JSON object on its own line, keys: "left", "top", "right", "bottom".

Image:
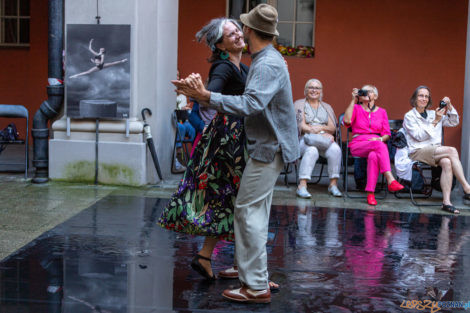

{"left": 441, "top": 204, "right": 460, "bottom": 215}
{"left": 191, "top": 254, "right": 216, "bottom": 280}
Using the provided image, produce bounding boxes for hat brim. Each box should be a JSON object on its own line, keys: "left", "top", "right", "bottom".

{"left": 240, "top": 13, "right": 279, "bottom": 37}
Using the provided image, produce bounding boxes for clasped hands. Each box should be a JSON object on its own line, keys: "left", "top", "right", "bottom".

{"left": 171, "top": 73, "right": 210, "bottom": 103}
{"left": 305, "top": 125, "right": 334, "bottom": 142}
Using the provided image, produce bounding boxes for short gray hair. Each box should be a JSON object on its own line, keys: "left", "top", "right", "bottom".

{"left": 304, "top": 78, "right": 323, "bottom": 101}
{"left": 362, "top": 84, "right": 379, "bottom": 98}
{"left": 195, "top": 18, "right": 242, "bottom": 52}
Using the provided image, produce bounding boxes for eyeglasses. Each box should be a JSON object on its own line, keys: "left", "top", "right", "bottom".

{"left": 225, "top": 30, "right": 241, "bottom": 38}
{"left": 307, "top": 86, "right": 322, "bottom": 90}
{"left": 417, "top": 94, "right": 430, "bottom": 99}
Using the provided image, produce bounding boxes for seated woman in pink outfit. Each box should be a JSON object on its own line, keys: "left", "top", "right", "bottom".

{"left": 343, "top": 85, "right": 404, "bottom": 205}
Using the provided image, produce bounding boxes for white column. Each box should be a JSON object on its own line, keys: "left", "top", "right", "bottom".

{"left": 51, "top": 0, "right": 178, "bottom": 185}
{"left": 461, "top": 0, "right": 470, "bottom": 178}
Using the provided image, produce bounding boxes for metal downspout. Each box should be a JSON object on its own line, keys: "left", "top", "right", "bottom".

{"left": 32, "top": 0, "right": 64, "bottom": 183}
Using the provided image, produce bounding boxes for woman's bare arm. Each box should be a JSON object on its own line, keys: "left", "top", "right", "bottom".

{"left": 324, "top": 115, "right": 336, "bottom": 135}
{"left": 343, "top": 88, "right": 358, "bottom": 124}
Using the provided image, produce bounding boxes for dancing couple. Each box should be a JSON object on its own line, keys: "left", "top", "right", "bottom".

{"left": 159, "top": 4, "right": 299, "bottom": 304}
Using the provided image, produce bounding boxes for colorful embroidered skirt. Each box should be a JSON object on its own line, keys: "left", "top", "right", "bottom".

{"left": 158, "top": 114, "right": 246, "bottom": 241}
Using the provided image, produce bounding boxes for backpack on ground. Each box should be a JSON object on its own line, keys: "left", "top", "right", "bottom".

{"left": 0, "top": 123, "right": 19, "bottom": 153}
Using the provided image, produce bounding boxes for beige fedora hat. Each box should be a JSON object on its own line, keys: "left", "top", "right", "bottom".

{"left": 240, "top": 4, "right": 279, "bottom": 36}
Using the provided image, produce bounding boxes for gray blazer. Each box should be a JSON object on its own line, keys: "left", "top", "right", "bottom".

{"left": 209, "top": 45, "right": 299, "bottom": 163}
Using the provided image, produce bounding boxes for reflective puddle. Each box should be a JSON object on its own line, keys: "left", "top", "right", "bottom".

{"left": 0, "top": 196, "right": 469, "bottom": 312}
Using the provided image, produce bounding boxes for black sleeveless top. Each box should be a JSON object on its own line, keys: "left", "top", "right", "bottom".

{"left": 207, "top": 60, "right": 249, "bottom": 96}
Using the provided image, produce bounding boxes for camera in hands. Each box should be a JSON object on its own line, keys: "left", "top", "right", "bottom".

{"left": 439, "top": 100, "right": 447, "bottom": 109}
{"left": 358, "top": 89, "right": 368, "bottom": 97}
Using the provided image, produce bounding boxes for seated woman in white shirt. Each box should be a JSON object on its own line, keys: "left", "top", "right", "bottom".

{"left": 403, "top": 85, "right": 470, "bottom": 214}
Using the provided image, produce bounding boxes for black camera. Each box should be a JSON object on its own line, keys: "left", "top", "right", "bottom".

{"left": 439, "top": 100, "right": 447, "bottom": 109}
{"left": 358, "top": 89, "right": 368, "bottom": 97}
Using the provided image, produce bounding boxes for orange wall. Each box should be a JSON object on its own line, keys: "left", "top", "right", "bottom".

{"left": 178, "top": 0, "right": 227, "bottom": 79}
{"left": 178, "top": 0, "right": 468, "bottom": 150}
{"left": 0, "top": 0, "right": 48, "bottom": 140}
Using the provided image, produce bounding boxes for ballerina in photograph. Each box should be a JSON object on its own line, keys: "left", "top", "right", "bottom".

{"left": 69, "top": 39, "right": 128, "bottom": 79}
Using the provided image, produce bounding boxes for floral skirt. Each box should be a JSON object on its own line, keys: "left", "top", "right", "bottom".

{"left": 158, "top": 113, "right": 246, "bottom": 241}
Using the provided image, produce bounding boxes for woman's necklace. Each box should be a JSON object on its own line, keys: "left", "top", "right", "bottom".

{"left": 362, "top": 102, "right": 376, "bottom": 112}
{"left": 363, "top": 103, "right": 376, "bottom": 129}
{"left": 309, "top": 100, "right": 321, "bottom": 122}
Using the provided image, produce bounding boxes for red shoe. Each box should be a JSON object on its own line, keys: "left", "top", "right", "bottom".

{"left": 388, "top": 180, "right": 404, "bottom": 192}
{"left": 367, "top": 194, "right": 377, "bottom": 206}
{"left": 222, "top": 286, "right": 271, "bottom": 303}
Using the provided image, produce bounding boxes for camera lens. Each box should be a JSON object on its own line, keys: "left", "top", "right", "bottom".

{"left": 358, "top": 89, "right": 368, "bottom": 97}
{"left": 439, "top": 100, "right": 447, "bottom": 108}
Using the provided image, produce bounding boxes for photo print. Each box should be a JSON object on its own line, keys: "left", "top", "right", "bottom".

{"left": 66, "top": 24, "right": 131, "bottom": 119}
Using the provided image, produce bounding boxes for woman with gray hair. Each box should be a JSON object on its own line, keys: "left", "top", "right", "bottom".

{"left": 294, "top": 78, "right": 342, "bottom": 198}
{"left": 343, "top": 84, "right": 404, "bottom": 205}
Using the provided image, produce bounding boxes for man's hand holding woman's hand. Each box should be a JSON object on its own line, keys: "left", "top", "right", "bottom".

{"left": 171, "top": 73, "right": 210, "bottom": 103}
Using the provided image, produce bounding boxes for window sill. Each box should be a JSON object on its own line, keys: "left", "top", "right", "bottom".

{"left": 0, "top": 43, "right": 30, "bottom": 49}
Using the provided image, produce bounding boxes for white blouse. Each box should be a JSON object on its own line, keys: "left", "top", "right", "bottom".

{"left": 403, "top": 107, "right": 459, "bottom": 154}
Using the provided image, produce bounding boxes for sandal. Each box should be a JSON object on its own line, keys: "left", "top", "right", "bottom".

{"left": 441, "top": 204, "right": 460, "bottom": 215}
{"left": 269, "top": 281, "right": 280, "bottom": 293}
{"left": 191, "top": 254, "right": 216, "bottom": 280}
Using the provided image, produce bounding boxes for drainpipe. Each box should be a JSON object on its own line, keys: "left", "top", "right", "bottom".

{"left": 32, "top": 0, "right": 64, "bottom": 183}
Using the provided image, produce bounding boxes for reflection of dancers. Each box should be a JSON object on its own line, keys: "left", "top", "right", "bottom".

{"left": 69, "top": 39, "right": 127, "bottom": 79}
{"left": 68, "top": 295, "right": 113, "bottom": 313}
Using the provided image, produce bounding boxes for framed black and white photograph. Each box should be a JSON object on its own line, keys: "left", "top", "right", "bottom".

{"left": 66, "top": 24, "right": 131, "bottom": 119}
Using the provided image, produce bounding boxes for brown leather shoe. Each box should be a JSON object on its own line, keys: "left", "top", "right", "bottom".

{"left": 218, "top": 266, "right": 238, "bottom": 279}
{"left": 222, "top": 286, "right": 271, "bottom": 303}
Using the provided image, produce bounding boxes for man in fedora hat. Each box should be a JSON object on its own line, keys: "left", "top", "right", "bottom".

{"left": 172, "top": 3, "right": 299, "bottom": 304}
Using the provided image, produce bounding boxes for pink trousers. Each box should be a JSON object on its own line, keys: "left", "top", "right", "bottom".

{"left": 190, "top": 132, "right": 203, "bottom": 158}
{"left": 349, "top": 135, "right": 391, "bottom": 192}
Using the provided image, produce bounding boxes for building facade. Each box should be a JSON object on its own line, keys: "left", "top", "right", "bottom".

{"left": 1, "top": 0, "right": 470, "bottom": 184}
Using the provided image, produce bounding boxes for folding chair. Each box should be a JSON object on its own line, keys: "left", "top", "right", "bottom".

{"left": 393, "top": 123, "right": 445, "bottom": 207}
{"left": 282, "top": 154, "right": 326, "bottom": 186}
{"left": 0, "top": 104, "right": 29, "bottom": 178}
{"left": 171, "top": 110, "right": 193, "bottom": 174}
{"left": 394, "top": 161, "right": 439, "bottom": 206}
{"left": 281, "top": 162, "right": 298, "bottom": 186}
{"left": 338, "top": 113, "right": 387, "bottom": 199}
{"left": 281, "top": 118, "right": 341, "bottom": 186}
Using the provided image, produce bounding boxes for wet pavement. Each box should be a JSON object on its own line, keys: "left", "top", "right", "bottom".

{"left": 1, "top": 194, "right": 469, "bottom": 313}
